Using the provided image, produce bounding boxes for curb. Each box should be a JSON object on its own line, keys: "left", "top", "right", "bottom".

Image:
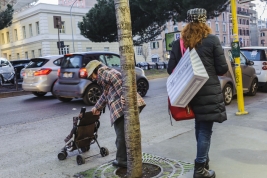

{"left": 0, "top": 90, "right": 31, "bottom": 99}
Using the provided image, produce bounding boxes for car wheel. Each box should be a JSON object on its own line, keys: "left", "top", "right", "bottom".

{"left": 222, "top": 83, "right": 233, "bottom": 105}
{"left": 57, "top": 97, "right": 73, "bottom": 102}
{"left": 32, "top": 92, "right": 47, "bottom": 97}
{"left": 247, "top": 79, "right": 258, "bottom": 96}
{"left": 0, "top": 75, "right": 3, "bottom": 86}
{"left": 51, "top": 80, "right": 57, "bottom": 98}
{"left": 83, "top": 84, "right": 102, "bottom": 105}
{"left": 137, "top": 79, "right": 149, "bottom": 97}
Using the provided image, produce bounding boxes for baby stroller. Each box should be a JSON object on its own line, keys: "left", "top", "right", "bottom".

{"left": 57, "top": 107, "right": 109, "bottom": 165}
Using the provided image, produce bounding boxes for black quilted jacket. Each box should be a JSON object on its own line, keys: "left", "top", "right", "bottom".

{"left": 167, "top": 34, "right": 228, "bottom": 123}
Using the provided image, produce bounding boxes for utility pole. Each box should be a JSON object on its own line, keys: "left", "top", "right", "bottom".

{"left": 231, "top": 0, "right": 248, "bottom": 115}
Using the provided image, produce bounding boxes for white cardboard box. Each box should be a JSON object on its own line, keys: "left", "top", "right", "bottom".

{"left": 167, "top": 48, "right": 209, "bottom": 107}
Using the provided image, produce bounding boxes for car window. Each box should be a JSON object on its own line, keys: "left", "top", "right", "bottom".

{"left": 99, "top": 55, "right": 106, "bottom": 65}
{"left": 240, "top": 53, "right": 246, "bottom": 64}
{"left": 228, "top": 50, "right": 246, "bottom": 64}
{"left": 53, "top": 57, "right": 63, "bottom": 66}
{"left": 1, "top": 59, "right": 10, "bottom": 67}
{"left": 61, "top": 55, "right": 82, "bottom": 68}
{"left": 241, "top": 49, "right": 267, "bottom": 61}
{"left": 82, "top": 55, "right": 100, "bottom": 67}
{"left": 26, "top": 58, "right": 49, "bottom": 68}
{"left": 105, "top": 54, "right": 121, "bottom": 67}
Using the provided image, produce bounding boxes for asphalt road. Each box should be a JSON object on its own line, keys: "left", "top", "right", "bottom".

{"left": 0, "top": 77, "right": 266, "bottom": 178}
{"left": 0, "top": 77, "right": 166, "bottom": 126}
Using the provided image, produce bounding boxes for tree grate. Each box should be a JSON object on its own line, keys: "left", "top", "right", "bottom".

{"left": 74, "top": 152, "right": 194, "bottom": 178}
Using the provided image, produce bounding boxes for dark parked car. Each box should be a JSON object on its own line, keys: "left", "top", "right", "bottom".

{"left": 219, "top": 47, "right": 258, "bottom": 105}
{"left": 53, "top": 51, "right": 149, "bottom": 105}
{"left": 10, "top": 59, "right": 30, "bottom": 81}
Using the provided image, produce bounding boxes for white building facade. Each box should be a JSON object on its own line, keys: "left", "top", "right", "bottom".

{"left": 0, "top": 3, "right": 148, "bottom": 62}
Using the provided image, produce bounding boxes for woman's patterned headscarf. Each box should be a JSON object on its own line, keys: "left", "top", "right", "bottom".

{"left": 187, "top": 8, "right": 207, "bottom": 23}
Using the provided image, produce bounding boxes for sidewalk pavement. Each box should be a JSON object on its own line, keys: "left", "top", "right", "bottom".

{"left": 142, "top": 96, "right": 267, "bottom": 178}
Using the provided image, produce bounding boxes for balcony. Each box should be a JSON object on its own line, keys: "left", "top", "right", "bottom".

{"left": 237, "top": 11, "right": 250, "bottom": 16}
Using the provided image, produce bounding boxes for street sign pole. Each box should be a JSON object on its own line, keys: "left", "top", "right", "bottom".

{"left": 230, "top": 0, "right": 248, "bottom": 115}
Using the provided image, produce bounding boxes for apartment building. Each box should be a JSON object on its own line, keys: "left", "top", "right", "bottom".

{"left": 260, "top": 28, "right": 267, "bottom": 46}
{"left": 0, "top": 3, "right": 148, "bottom": 62}
{"left": 149, "top": 2, "right": 257, "bottom": 62}
{"left": 58, "top": 0, "right": 96, "bottom": 8}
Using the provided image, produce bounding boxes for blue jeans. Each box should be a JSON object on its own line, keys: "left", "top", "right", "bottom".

{"left": 195, "top": 121, "right": 214, "bottom": 163}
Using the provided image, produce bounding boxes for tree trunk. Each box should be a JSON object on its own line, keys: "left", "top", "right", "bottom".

{"left": 114, "top": 0, "right": 142, "bottom": 177}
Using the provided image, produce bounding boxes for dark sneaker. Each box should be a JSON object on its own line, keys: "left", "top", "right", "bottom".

{"left": 112, "top": 160, "right": 127, "bottom": 168}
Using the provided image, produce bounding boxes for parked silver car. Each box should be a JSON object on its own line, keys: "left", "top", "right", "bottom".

{"left": 0, "top": 58, "right": 15, "bottom": 86}
{"left": 53, "top": 51, "right": 149, "bottom": 105}
{"left": 22, "top": 55, "right": 64, "bottom": 97}
{"left": 220, "top": 47, "right": 258, "bottom": 105}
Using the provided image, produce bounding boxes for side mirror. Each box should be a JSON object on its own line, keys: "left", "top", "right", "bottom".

{"left": 247, "top": 60, "right": 254, "bottom": 66}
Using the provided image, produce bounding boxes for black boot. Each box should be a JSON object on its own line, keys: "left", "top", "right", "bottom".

{"left": 205, "top": 157, "right": 210, "bottom": 170}
{"left": 193, "top": 161, "right": 215, "bottom": 178}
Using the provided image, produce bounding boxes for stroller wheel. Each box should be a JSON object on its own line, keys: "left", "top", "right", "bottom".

{"left": 100, "top": 147, "right": 109, "bottom": 157}
{"left": 76, "top": 155, "right": 85, "bottom": 165}
{"left": 58, "top": 151, "right": 67, "bottom": 160}
{"left": 81, "top": 146, "right": 90, "bottom": 153}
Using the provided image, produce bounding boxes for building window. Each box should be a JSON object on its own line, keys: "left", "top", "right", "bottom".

{"left": 215, "top": 23, "right": 219, "bottom": 32}
{"left": 60, "top": 45, "right": 69, "bottom": 54}
{"left": 17, "top": 53, "right": 20, "bottom": 59}
{"left": 223, "top": 36, "right": 226, "bottom": 44}
{"left": 222, "top": 13, "right": 225, "bottom": 22}
{"left": 1, "top": 33, "right": 5, "bottom": 44}
{"left": 29, "top": 24, "right": 33, "bottom": 37}
{"left": 14, "top": 29, "right": 18, "bottom": 41}
{"left": 86, "top": 47, "right": 92, "bottom": 51}
{"left": 104, "top": 47, "right": 109, "bottom": 51}
{"left": 239, "top": 29, "right": 243, "bottom": 35}
{"left": 25, "top": 51, "right": 28, "bottom": 59}
{"left": 38, "top": 49, "right": 42, "bottom": 57}
{"left": 59, "top": 21, "right": 65, "bottom": 33}
{"left": 223, "top": 24, "right": 226, "bottom": 32}
{"left": 150, "top": 41, "right": 159, "bottom": 49}
{"left": 36, "top": 22, "right": 40, "bottom": 35}
{"left": 247, "top": 20, "right": 249, "bottom": 25}
{"left": 22, "top": 26, "right": 26, "bottom": 39}
{"left": 239, "top": 19, "right": 242, "bottom": 24}
{"left": 136, "top": 46, "right": 142, "bottom": 56}
{"left": 31, "top": 50, "right": 35, "bottom": 58}
{"left": 173, "top": 26, "right": 178, "bottom": 32}
{"left": 6, "top": 32, "right": 10, "bottom": 43}
{"left": 9, "top": 54, "right": 11, "bottom": 60}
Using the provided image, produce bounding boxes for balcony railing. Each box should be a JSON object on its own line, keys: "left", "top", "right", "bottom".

{"left": 237, "top": 11, "right": 250, "bottom": 16}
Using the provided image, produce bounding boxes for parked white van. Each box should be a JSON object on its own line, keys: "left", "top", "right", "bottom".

{"left": 0, "top": 58, "right": 15, "bottom": 86}
{"left": 240, "top": 47, "right": 267, "bottom": 91}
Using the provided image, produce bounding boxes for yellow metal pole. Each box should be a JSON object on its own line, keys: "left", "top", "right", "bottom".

{"left": 230, "top": 0, "right": 248, "bottom": 115}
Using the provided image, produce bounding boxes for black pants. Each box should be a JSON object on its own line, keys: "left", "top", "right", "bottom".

{"left": 114, "top": 115, "right": 127, "bottom": 163}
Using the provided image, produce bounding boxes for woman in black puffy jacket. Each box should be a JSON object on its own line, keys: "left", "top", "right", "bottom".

{"left": 167, "top": 8, "right": 228, "bottom": 178}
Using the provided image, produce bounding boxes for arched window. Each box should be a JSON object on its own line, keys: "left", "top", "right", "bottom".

{"left": 223, "top": 13, "right": 225, "bottom": 22}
